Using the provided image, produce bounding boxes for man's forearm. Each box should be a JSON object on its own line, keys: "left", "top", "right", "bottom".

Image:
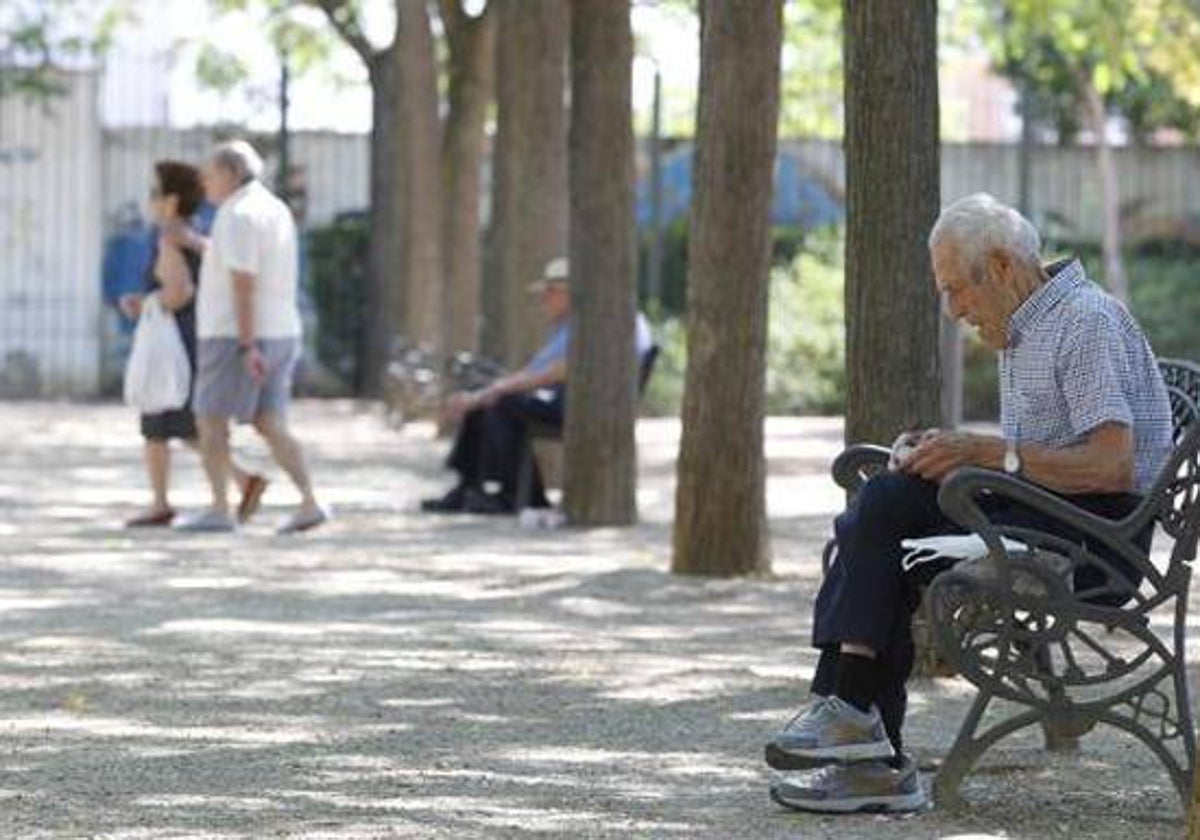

{"left": 970, "top": 434, "right": 1135, "bottom": 495}
{"left": 185, "top": 231, "right": 210, "bottom": 254}
{"left": 492, "top": 361, "right": 566, "bottom": 398}
{"left": 232, "top": 270, "right": 256, "bottom": 346}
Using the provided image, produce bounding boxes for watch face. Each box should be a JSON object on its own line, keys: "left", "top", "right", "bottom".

{"left": 1004, "top": 448, "right": 1020, "bottom": 473}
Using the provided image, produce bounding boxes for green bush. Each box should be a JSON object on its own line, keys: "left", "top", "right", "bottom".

{"left": 642, "top": 235, "right": 846, "bottom": 416}
{"left": 638, "top": 223, "right": 818, "bottom": 318}
{"left": 1127, "top": 258, "right": 1200, "bottom": 363}
{"left": 766, "top": 247, "right": 846, "bottom": 414}
{"left": 306, "top": 214, "right": 370, "bottom": 392}
{"left": 962, "top": 334, "right": 1000, "bottom": 421}
{"left": 641, "top": 314, "right": 687, "bottom": 417}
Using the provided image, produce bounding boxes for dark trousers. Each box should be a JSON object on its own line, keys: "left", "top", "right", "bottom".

{"left": 810, "top": 471, "right": 1148, "bottom": 754}
{"left": 446, "top": 390, "right": 564, "bottom": 504}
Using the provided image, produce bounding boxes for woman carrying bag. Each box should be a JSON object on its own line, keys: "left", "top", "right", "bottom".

{"left": 120, "top": 161, "right": 265, "bottom": 528}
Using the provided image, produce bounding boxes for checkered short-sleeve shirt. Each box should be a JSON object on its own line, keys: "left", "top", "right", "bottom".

{"left": 999, "top": 258, "right": 1172, "bottom": 493}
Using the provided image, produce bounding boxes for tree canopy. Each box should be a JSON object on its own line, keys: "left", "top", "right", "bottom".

{"left": 985, "top": 0, "right": 1200, "bottom": 141}
{"left": 0, "top": 0, "right": 130, "bottom": 101}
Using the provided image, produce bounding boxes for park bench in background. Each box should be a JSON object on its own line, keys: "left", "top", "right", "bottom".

{"left": 514, "top": 344, "right": 661, "bottom": 512}
{"left": 823, "top": 358, "right": 1200, "bottom": 807}
{"left": 382, "top": 342, "right": 504, "bottom": 428}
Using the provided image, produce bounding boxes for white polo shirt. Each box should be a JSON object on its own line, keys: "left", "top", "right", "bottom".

{"left": 197, "top": 179, "right": 302, "bottom": 340}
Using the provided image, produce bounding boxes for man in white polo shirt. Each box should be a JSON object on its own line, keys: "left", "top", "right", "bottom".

{"left": 178, "top": 140, "right": 327, "bottom": 534}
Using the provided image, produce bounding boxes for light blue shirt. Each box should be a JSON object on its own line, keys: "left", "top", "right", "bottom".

{"left": 1000, "top": 258, "right": 1172, "bottom": 493}
{"left": 525, "top": 313, "right": 654, "bottom": 375}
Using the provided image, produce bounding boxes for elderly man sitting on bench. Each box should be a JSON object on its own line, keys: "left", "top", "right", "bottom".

{"left": 764, "top": 193, "right": 1173, "bottom": 814}
{"left": 422, "top": 257, "right": 653, "bottom": 515}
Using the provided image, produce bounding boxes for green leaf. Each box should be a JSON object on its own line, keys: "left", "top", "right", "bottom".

{"left": 195, "top": 43, "right": 251, "bottom": 93}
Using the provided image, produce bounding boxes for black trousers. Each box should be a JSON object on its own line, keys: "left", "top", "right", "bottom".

{"left": 810, "top": 470, "right": 1148, "bottom": 754}
{"left": 446, "top": 390, "right": 564, "bottom": 505}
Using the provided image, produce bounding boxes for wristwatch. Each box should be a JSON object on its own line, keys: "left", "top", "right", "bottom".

{"left": 1003, "top": 440, "right": 1022, "bottom": 475}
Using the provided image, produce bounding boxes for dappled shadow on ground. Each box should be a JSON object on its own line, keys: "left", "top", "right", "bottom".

{"left": 0, "top": 402, "right": 1187, "bottom": 838}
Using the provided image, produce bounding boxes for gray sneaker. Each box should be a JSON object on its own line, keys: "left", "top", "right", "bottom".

{"left": 769, "top": 756, "right": 928, "bottom": 814}
{"left": 765, "top": 696, "right": 894, "bottom": 770}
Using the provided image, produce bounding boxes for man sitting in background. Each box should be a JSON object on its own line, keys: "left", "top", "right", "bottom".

{"left": 422, "top": 257, "right": 653, "bottom": 515}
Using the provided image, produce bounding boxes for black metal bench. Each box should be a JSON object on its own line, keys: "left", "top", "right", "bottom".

{"left": 822, "top": 358, "right": 1200, "bottom": 807}
{"left": 514, "top": 344, "right": 661, "bottom": 511}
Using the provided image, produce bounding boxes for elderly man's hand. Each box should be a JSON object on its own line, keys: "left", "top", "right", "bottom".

{"left": 475, "top": 385, "right": 504, "bottom": 409}
{"left": 118, "top": 293, "right": 143, "bottom": 321}
{"left": 242, "top": 345, "right": 268, "bottom": 385}
{"left": 442, "top": 391, "right": 475, "bottom": 425}
{"left": 161, "top": 223, "right": 206, "bottom": 254}
{"left": 902, "top": 431, "right": 981, "bottom": 483}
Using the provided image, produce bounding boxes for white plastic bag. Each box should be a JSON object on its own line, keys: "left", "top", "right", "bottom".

{"left": 123, "top": 294, "right": 191, "bottom": 412}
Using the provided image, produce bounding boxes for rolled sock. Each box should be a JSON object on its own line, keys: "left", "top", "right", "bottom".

{"left": 833, "top": 650, "right": 879, "bottom": 714}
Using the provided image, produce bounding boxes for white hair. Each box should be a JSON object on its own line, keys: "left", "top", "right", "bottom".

{"left": 210, "top": 139, "right": 264, "bottom": 184}
{"left": 928, "top": 193, "right": 1041, "bottom": 280}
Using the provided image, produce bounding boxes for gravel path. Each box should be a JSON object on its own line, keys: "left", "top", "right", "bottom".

{"left": 0, "top": 401, "right": 1188, "bottom": 838}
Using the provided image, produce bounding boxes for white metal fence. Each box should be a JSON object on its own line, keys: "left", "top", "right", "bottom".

{"left": 1, "top": 72, "right": 104, "bottom": 397}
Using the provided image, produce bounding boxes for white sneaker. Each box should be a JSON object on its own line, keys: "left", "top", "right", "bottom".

{"left": 173, "top": 509, "right": 236, "bottom": 533}
{"left": 276, "top": 505, "right": 331, "bottom": 535}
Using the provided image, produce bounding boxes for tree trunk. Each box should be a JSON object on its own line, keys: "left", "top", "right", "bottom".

{"left": 395, "top": 0, "right": 444, "bottom": 350}
{"left": 485, "top": 0, "right": 569, "bottom": 368}
{"left": 670, "top": 0, "right": 782, "bottom": 576}
{"left": 313, "top": 1, "right": 401, "bottom": 396}
{"left": 843, "top": 0, "right": 942, "bottom": 446}
{"left": 364, "top": 51, "right": 402, "bottom": 394}
{"left": 1081, "top": 74, "right": 1128, "bottom": 302}
{"left": 440, "top": 1, "right": 494, "bottom": 356}
{"left": 562, "top": 0, "right": 638, "bottom": 527}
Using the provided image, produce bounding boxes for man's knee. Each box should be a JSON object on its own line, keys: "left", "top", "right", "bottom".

{"left": 197, "top": 415, "right": 229, "bottom": 446}
{"left": 854, "top": 471, "right": 938, "bottom": 519}
{"left": 252, "top": 412, "right": 287, "bottom": 440}
{"left": 492, "top": 393, "right": 528, "bottom": 417}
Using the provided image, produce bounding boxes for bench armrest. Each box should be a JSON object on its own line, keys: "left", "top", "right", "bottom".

{"left": 830, "top": 445, "right": 891, "bottom": 495}
{"left": 937, "top": 467, "right": 1153, "bottom": 592}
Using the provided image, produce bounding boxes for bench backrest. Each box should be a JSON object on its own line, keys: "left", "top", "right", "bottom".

{"left": 1144, "top": 360, "right": 1200, "bottom": 560}
{"left": 1159, "top": 358, "right": 1200, "bottom": 441}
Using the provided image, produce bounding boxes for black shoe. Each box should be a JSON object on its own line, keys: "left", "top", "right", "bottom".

{"left": 421, "top": 485, "right": 469, "bottom": 513}
{"left": 462, "top": 487, "right": 516, "bottom": 515}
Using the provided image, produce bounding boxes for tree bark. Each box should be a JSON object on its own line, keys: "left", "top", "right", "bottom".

{"left": 843, "top": 0, "right": 942, "bottom": 446}
{"left": 395, "top": 0, "right": 444, "bottom": 351}
{"left": 1080, "top": 73, "right": 1128, "bottom": 302}
{"left": 670, "top": 0, "right": 782, "bottom": 576}
{"left": 314, "top": 0, "right": 400, "bottom": 395}
{"left": 363, "top": 53, "right": 401, "bottom": 393}
{"left": 562, "top": 0, "right": 638, "bottom": 527}
{"left": 440, "top": 0, "right": 494, "bottom": 356}
{"left": 485, "top": 0, "right": 569, "bottom": 368}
